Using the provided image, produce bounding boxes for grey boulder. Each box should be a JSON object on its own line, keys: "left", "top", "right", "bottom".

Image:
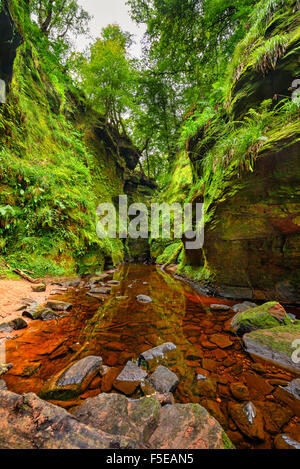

{"left": 114, "top": 361, "right": 147, "bottom": 395}
{"left": 146, "top": 365, "right": 179, "bottom": 393}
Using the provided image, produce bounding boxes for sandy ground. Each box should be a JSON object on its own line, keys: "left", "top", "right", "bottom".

{"left": 0, "top": 279, "right": 57, "bottom": 324}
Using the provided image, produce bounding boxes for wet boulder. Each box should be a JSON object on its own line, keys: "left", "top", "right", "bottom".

{"left": 90, "top": 286, "right": 111, "bottom": 294}
{"left": 0, "top": 379, "right": 7, "bottom": 390}
{"left": 40, "top": 356, "right": 102, "bottom": 400}
{"left": 67, "top": 279, "right": 81, "bottom": 287}
{"left": 22, "top": 302, "right": 44, "bottom": 320}
{"left": 31, "top": 283, "right": 46, "bottom": 292}
{"left": 228, "top": 402, "right": 265, "bottom": 441}
{"left": 136, "top": 294, "right": 152, "bottom": 304}
{"left": 274, "top": 434, "right": 300, "bottom": 450}
{"left": 0, "top": 363, "right": 13, "bottom": 376}
{"left": 243, "top": 323, "right": 300, "bottom": 374}
{"left": 72, "top": 393, "right": 160, "bottom": 445}
{"left": 0, "top": 322, "right": 13, "bottom": 333}
{"left": 232, "top": 302, "right": 257, "bottom": 313}
{"left": 210, "top": 304, "right": 231, "bottom": 311}
{"left": 146, "top": 366, "right": 179, "bottom": 394}
{"left": 139, "top": 342, "right": 177, "bottom": 367}
{"left": 107, "top": 280, "right": 120, "bottom": 286}
{"left": 231, "top": 302, "right": 291, "bottom": 336}
{"left": 147, "top": 403, "right": 234, "bottom": 449}
{"left": 0, "top": 390, "right": 136, "bottom": 449}
{"left": 230, "top": 382, "right": 250, "bottom": 401}
{"left": 40, "top": 309, "right": 60, "bottom": 321}
{"left": 73, "top": 393, "right": 233, "bottom": 449}
{"left": 8, "top": 317, "right": 27, "bottom": 330}
{"left": 46, "top": 300, "right": 72, "bottom": 311}
{"left": 114, "top": 361, "right": 147, "bottom": 395}
{"left": 284, "top": 379, "right": 300, "bottom": 400}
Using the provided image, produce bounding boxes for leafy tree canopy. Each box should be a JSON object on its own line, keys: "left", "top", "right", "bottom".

{"left": 29, "top": 0, "right": 91, "bottom": 47}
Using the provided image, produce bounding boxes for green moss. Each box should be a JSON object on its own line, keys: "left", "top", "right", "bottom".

{"left": 246, "top": 322, "right": 300, "bottom": 356}
{"left": 0, "top": 19, "right": 130, "bottom": 275}
{"left": 156, "top": 241, "right": 183, "bottom": 264}
{"left": 232, "top": 302, "right": 292, "bottom": 330}
{"left": 222, "top": 430, "right": 235, "bottom": 450}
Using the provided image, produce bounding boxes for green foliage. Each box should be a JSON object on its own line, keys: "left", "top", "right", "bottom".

{"left": 252, "top": 34, "right": 289, "bottom": 74}
{"left": 74, "top": 24, "right": 135, "bottom": 131}
{"left": 156, "top": 241, "right": 183, "bottom": 264}
{"left": 179, "top": 105, "right": 215, "bottom": 148}
{"left": 0, "top": 30, "right": 126, "bottom": 275}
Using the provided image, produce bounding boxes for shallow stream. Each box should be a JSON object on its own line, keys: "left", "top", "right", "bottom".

{"left": 4, "top": 264, "right": 300, "bottom": 449}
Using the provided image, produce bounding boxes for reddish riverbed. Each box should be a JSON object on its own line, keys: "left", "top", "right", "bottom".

{"left": 3, "top": 264, "right": 300, "bottom": 449}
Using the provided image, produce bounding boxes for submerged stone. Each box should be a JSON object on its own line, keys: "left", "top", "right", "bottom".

{"left": 197, "top": 377, "right": 217, "bottom": 398}
{"left": 232, "top": 302, "right": 257, "bottom": 313}
{"left": 210, "top": 334, "right": 233, "bottom": 349}
{"left": 230, "top": 382, "right": 250, "bottom": 401}
{"left": 210, "top": 304, "right": 231, "bottom": 311}
{"left": 139, "top": 342, "right": 177, "bottom": 366}
{"left": 46, "top": 300, "right": 72, "bottom": 311}
{"left": 90, "top": 286, "right": 111, "bottom": 294}
{"left": 228, "top": 401, "right": 265, "bottom": 441}
{"left": 136, "top": 294, "right": 153, "bottom": 304}
{"left": 147, "top": 403, "right": 234, "bottom": 449}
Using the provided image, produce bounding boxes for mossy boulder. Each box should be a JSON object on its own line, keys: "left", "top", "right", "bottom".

{"left": 0, "top": 391, "right": 136, "bottom": 449}
{"left": 243, "top": 323, "right": 300, "bottom": 374}
{"left": 231, "top": 301, "right": 291, "bottom": 336}
{"left": 147, "top": 403, "right": 234, "bottom": 449}
{"left": 73, "top": 392, "right": 233, "bottom": 449}
{"left": 72, "top": 393, "right": 161, "bottom": 445}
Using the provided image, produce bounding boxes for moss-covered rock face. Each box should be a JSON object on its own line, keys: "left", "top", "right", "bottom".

{"left": 231, "top": 301, "right": 291, "bottom": 336}
{"left": 0, "top": 2, "right": 144, "bottom": 276}
{"left": 243, "top": 323, "right": 300, "bottom": 374}
{"left": 177, "top": 1, "right": 300, "bottom": 303}
{"left": 0, "top": 2, "right": 22, "bottom": 85}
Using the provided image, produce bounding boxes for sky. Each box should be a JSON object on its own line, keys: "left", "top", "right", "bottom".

{"left": 76, "top": 0, "right": 147, "bottom": 57}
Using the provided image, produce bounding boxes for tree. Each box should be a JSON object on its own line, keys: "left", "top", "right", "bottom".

{"left": 125, "top": 0, "right": 257, "bottom": 181}
{"left": 127, "top": 0, "right": 256, "bottom": 88}
{"left": 30, "top": 0, "right": 90, "bottom": 41}
{"left": 77, "top": 24, "right": 135, "bottom": 134}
